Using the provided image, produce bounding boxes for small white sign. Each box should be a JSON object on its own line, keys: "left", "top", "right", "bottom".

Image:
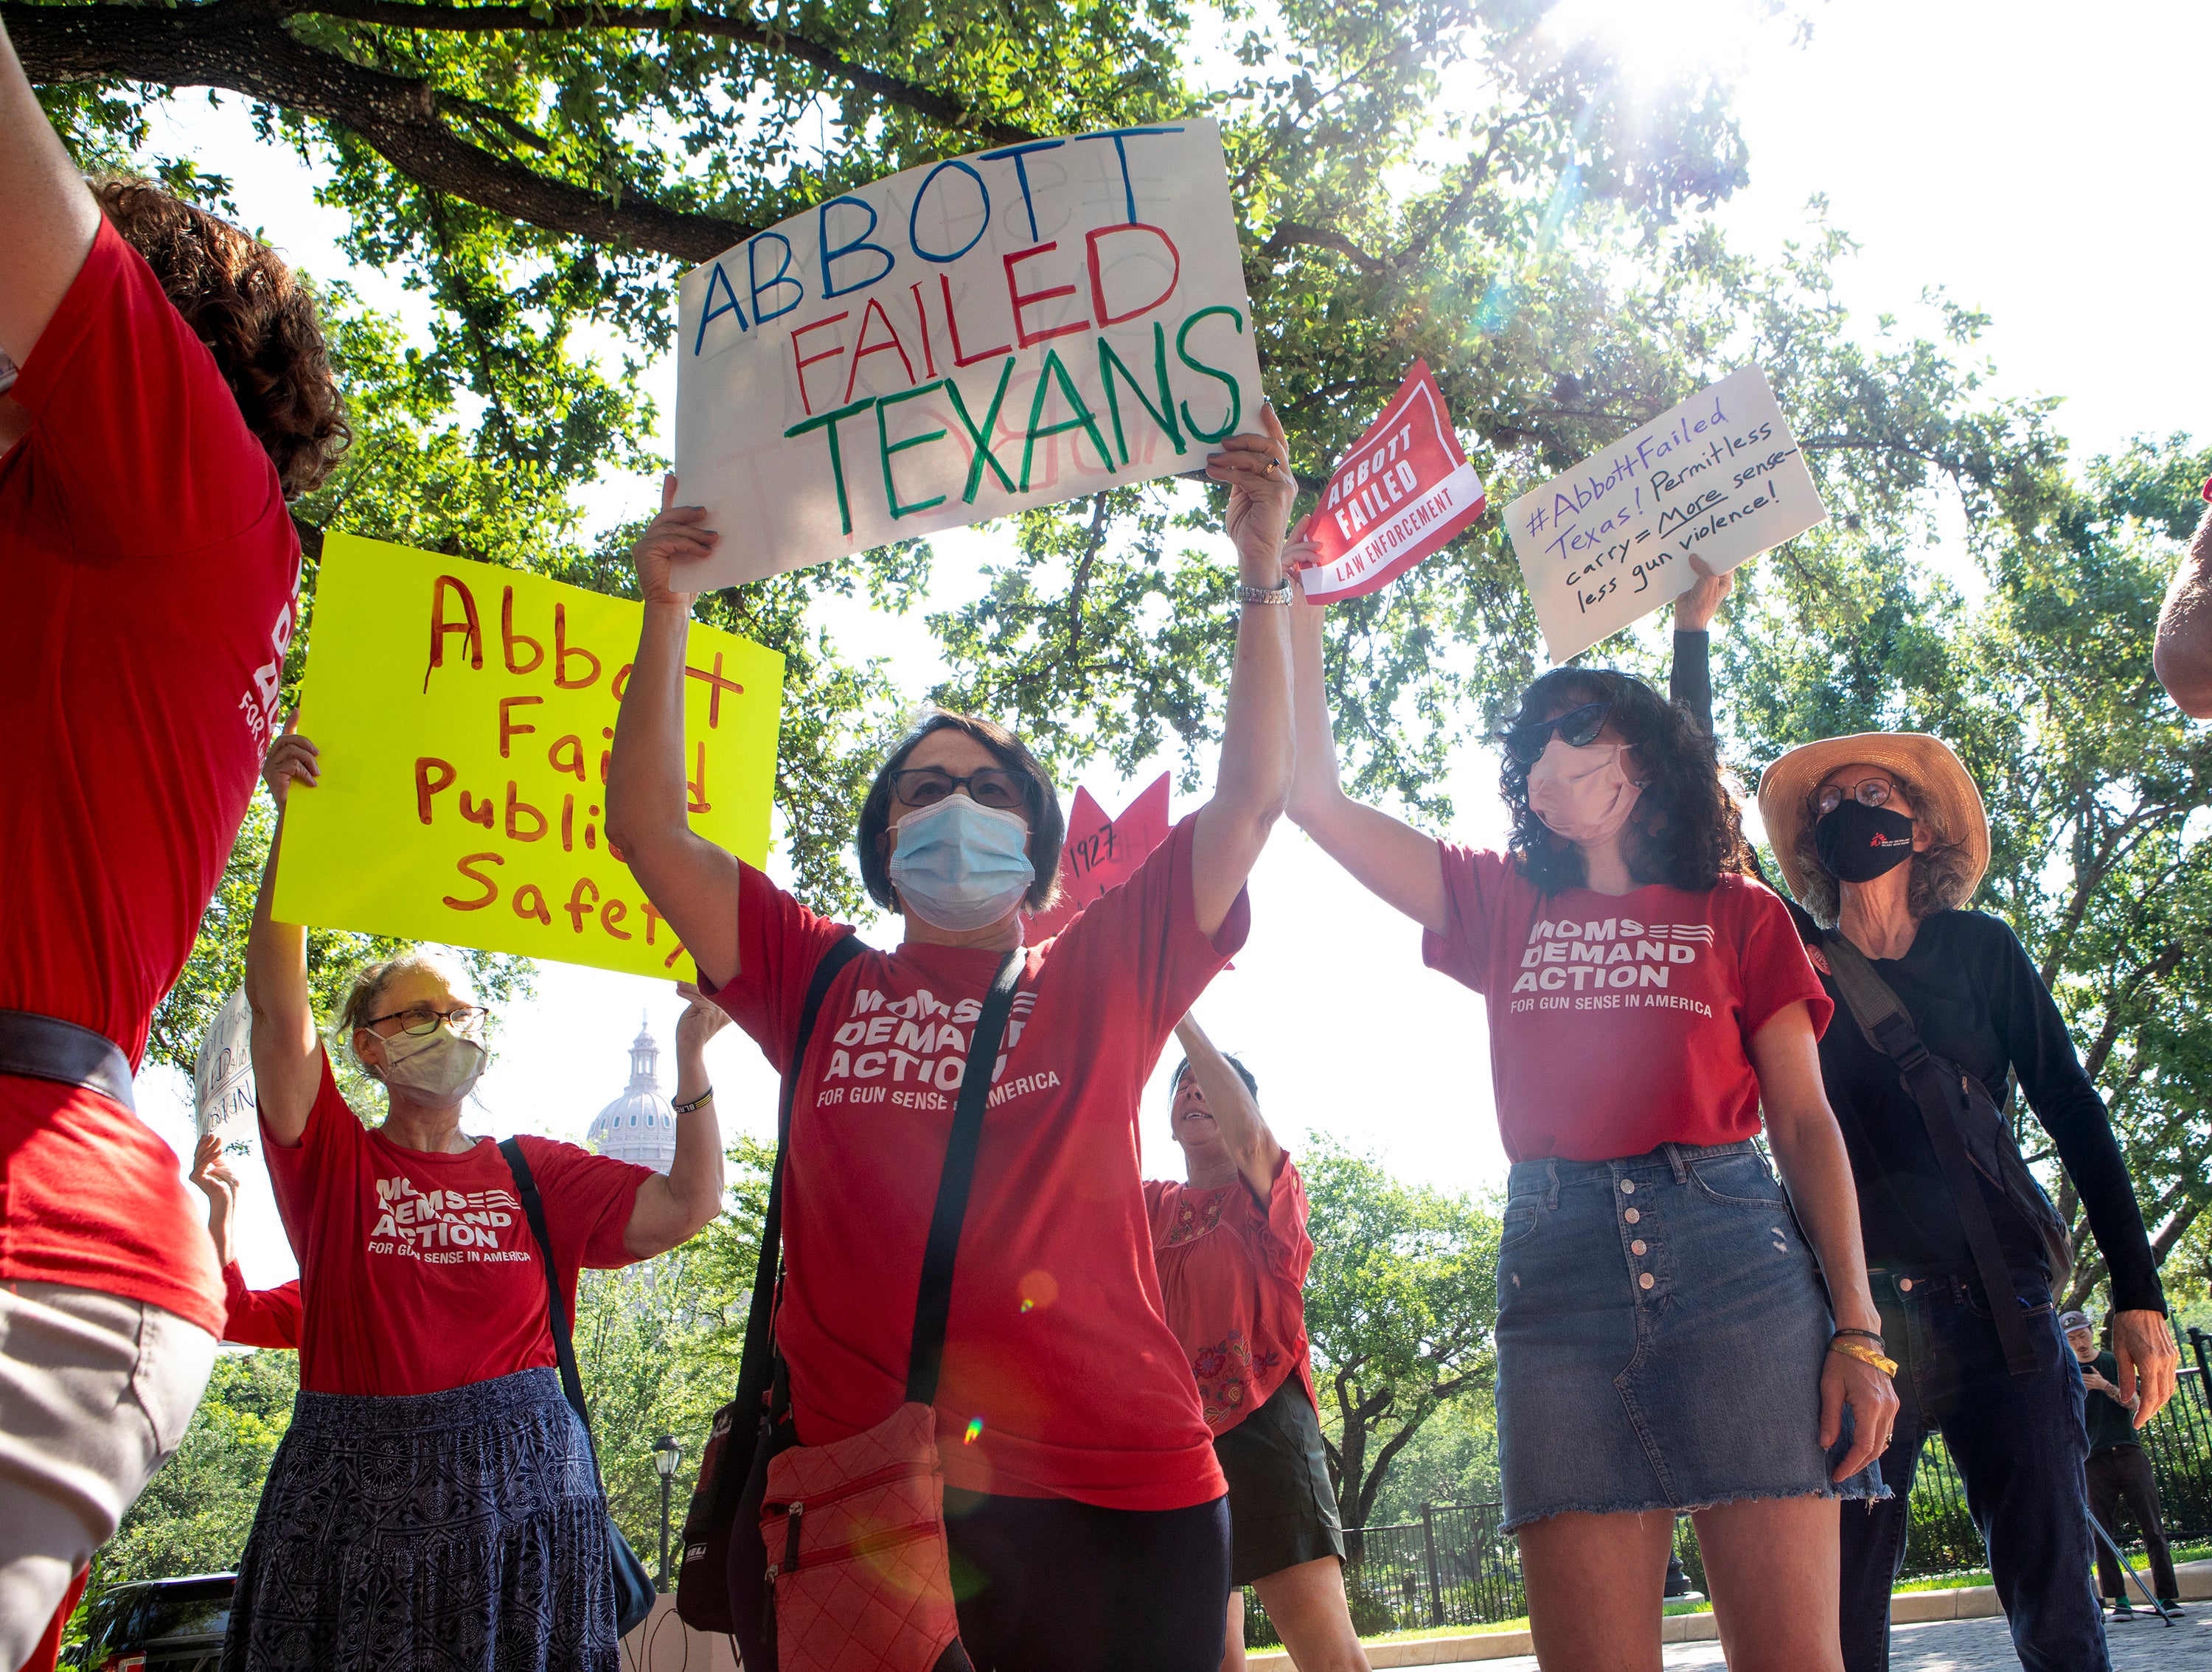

{"left": 192, "top": 986, "right": 256, "bottom": 1138}
{"left": 673, "top": 122, "right": 1265, "bottom": 589}
{"left": 1504, "top": 366, "right": 1826, "bottom": 663}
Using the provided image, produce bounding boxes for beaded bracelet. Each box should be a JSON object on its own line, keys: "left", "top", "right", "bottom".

{"left": 672, "top": 1087, "right": 714, "bottom": 1115}
{"left": 1829, "top": 1339, "right": 1899, "bottom": 1377}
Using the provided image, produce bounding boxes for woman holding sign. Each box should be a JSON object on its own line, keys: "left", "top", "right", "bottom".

{"left": 606, "top": 408, "right": 1296, "bottom": 1672}
{"left": 231, "top": 732, "right": 731, "bottom": 1672}
{"left": 1283, "top": 560, "right": 1896, "bottom": 1671}
{"left": 1147, "top": 1014, "right": 1367, "bottom": 1672}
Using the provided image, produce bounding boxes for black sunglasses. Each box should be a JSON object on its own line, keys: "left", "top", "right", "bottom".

{"left": 889, "top": 767, "right": 1032, "bottom": 812}
{"left": 1504, "top": 700, "right": 1610, "bottom": 767}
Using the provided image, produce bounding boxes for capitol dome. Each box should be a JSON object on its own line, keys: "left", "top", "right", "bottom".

{"left": 586, "top": 1017, "right": 678, "bottom": 1173}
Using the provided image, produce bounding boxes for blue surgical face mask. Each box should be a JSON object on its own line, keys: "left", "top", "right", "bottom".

{"left": 888, "top": 794, "right": 1035, "bottom": 931}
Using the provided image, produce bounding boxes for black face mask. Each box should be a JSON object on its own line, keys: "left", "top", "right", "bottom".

{"left": 1815, "top": 801, "right": 1916, "bottom": 882}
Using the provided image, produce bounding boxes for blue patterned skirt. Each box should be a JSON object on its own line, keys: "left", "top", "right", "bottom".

{"left": 222, "top": 1367, "right": 619, "bottom": 1672}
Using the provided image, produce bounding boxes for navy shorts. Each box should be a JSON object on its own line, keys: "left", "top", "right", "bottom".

{"left": 1495, "top": 1140, "right": 1886, "bottom": 1531}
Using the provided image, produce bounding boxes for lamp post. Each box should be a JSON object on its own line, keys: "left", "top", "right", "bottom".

{"left": 650, "top": 1434, "right": 682, "bottom": 1592}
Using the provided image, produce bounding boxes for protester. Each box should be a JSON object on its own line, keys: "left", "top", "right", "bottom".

{"left": 1754, "top": 729, "right": 2180, "bottom": 1672}
{"left": 1284, "top": 547, "right": 1896, "bottom": 1671}
{"left": 227, "top": 725, "right": 724, "bottom": 1671}
{"left": 2065, "top": 1310, "right": 2181, "bottom": 1618}
{"left": 605, "top": 410, "right": 1295, "bottom": 1671}
{"left": 0, "top": 24, "right": 348, "bottom": 1667}
{"left": 1147, "top": 1015, "right": 1368, "bottom": 1672}
{"left": 189, "top": 1133, "right": 302, "bottom": 1351}
{"left": 2152, "top": 478, "right": 2212, "bottom": 717}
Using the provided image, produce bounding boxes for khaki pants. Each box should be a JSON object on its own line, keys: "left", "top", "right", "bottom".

{"left": 0, "top": 1283, "right": 215, "bottom": 1671}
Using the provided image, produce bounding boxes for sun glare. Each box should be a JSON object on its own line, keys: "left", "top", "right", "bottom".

{"left": 1540, "top": 0, "right": 1781, "bottom": 88}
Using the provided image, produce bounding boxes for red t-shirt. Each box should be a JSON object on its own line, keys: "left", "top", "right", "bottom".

{"left": 0, "top": 219, "right": 302, "bottom": 1339}
{"left": 261, "top": 1056, "right": 650, "bottom": 1396}
{"left": 706, "top": 812, "right": 1245, "bottom": 1511}
{"left": 1422, "top": 846, "right": 1833, "bottom": 1162}
{"left": 1144, "top": 1154, "right": 1320, "bottom": 1436}
{"left": 222, "top": 1267, "right": 302, "bottom": 1351}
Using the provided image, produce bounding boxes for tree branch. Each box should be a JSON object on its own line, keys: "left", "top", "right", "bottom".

{"left": 296, "top": 0, "right": 1036, "bottom": 145}
{"left": 6, "top": 0, "right": 1035, "bottom": 264}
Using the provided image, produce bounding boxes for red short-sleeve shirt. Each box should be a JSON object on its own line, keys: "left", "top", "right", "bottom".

{"left": 0, "top": 219, "right": 302, "bottom": 1338}
{"left": 260, "top": 1056, "right": 650, "bottom": 1396}
{"left": 1422, "top": 846, "right": 1832, "bottom": 1162}
{"left": 1145, "top": 1154, "right": 1319, "bottom": 1435}
{"left": 706, "top": 812, "right": 1246, "bottom": 1511}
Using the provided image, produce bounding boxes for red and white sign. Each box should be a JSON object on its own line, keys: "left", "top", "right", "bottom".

{"left": 1298, "top": 360, "right": 1487, "bottom": 604}
{"left": 1026, "top": 773, "right": 1172, "bottom": 940}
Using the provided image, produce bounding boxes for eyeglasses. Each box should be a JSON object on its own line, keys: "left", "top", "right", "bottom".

{"left": 889, "top": 767, "right": 1032, "bottom": 812}
{"left": 1504, "top": 701, "right": 1610, "bottom": 767}
{"left": 362, "top": 1003, "right": 487, "bottom": 1038}
{"left": 1815, "top": 777, "right": 1896, "bottom": 818}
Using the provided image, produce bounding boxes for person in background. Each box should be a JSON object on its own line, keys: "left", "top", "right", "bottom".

{"left": 605, "top": 407, "right": 1295, "bottom": 1672}
{"left": 1285, "top": 531, "right": 1896, "bottom": 1671}
{"left": 1147, "top": 1014, "right": 1368, "bottom": 1672}
{"left": 2065, "top": 1309, "right": 2181, "bottom": 1619}
{"left": 2152, "top": 477, "right": 2212, "bottom": 717}
{"left": 189, "top": 1133, "right": 301, "bottom": 1351}
{"left": 1756, "top": 734, "right": 2179, "bottom": 1672}
{"left": 0, "top": 23, "right": 348, "bottom": 1668}
{"left": 229, "top": 725, "right": 727, "bottom": 1671}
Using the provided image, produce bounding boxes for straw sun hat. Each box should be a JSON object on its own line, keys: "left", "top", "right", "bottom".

{"left": 1756, "top": 732, "right": 1991, "bottom": 908}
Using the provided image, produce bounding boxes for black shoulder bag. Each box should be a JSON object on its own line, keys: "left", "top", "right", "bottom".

{"left": 673, "top": 933, "right": 867, "bottom": 1633}
{"left": 497, "top": 1136, "right": 660, "bottom": 1638}
{"left": 1821, "top": 932, "right": 2073, "bottom": 1376}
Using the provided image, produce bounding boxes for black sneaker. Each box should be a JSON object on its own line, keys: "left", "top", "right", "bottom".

{"left": 2158, "top": 1600, "right": 2183, "bottom": 1614}
{"left": 2108, "top": 1602, "right": 2135, "bottom": 1620}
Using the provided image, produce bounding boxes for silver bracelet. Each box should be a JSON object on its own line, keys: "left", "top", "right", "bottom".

{"left": 1237, "top": 579, "right": 1293, "bottom": 607}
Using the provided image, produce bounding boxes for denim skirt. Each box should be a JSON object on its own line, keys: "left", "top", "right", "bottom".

{"left": 223, "top": 1367, "right": 619, "bottom": 1672}
{"left": 1495, "top": 1140, "right": 1885, "bottom": 1532}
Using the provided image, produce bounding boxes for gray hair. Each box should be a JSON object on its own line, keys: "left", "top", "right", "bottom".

{"left": 335, "top": 949, "right": 473, "bottom": 1066}
{"left": 1789, "top": 764, "right": 1978, "bottom": 927}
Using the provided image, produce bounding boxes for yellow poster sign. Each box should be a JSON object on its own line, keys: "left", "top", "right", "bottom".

{"left": 273, "top": 533, "right": 782, "bottom": 979}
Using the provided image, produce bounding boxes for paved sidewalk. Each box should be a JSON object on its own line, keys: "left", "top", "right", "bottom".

{"left": 1470, "top": 1609, "right": 2212, "bottom": 1669}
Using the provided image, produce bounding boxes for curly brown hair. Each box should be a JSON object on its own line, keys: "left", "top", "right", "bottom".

{"left": 1787, "top": 765, "right": 1978, "bottom": 927}
{"left": 1501, "top": 667, "right": 1754, "bottom": 894}
{"left": 93, "top": 181, "right": 347, "bottom": 498}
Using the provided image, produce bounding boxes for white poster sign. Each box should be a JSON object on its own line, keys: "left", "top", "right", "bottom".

{"left": 192, "top": 986, "right": 256, "bottom": 1139}
{"left": 673, "top": 122, "right": 1265, "bottom": 588}
{"left": 1503, "top": 366, "right": 1826, "bottom": 663}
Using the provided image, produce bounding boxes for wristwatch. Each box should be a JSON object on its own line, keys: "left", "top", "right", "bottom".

{"left": 1237, "top": 579, "right": 1293, "bottom": 607}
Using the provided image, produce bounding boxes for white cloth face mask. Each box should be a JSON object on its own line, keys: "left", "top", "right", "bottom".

{"left": 372, "top": 1023, "right": 488, "bottom": 1103}
{"left": 1526, "top": 736, "right": 1644, "bottom": 846}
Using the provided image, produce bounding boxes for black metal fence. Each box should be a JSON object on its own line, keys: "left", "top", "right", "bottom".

{"left": 1247, "top": 1343, "right": 2212, "bottom": 1645}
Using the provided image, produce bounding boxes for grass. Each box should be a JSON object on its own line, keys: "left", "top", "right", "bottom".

{"left": 1889, "top": 1538, "right": 2212, "bottom": 1597}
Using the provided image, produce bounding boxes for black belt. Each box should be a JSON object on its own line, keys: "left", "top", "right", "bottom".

{"left": 0, "top": 1010, "right": 136, "bottom": 1111}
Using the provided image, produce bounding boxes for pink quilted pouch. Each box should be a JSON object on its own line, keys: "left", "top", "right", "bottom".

{"left": 760, "top": 1401, "right": 965, "bottom": 1672}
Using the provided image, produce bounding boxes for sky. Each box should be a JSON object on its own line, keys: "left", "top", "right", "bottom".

{"left": 125, "top": 0, "right": 2212, "bottom": 1288}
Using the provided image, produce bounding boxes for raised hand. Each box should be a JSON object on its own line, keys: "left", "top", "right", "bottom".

{"left": 632, "top": 473, "right": 717, "bottom": 612}
{"left": 1674, "top": 556, "right": 1734, "bottom": 632}
{"left": 189, "top": 1131, "right": 240, "bottom": 1209}
{"left": 674, "top": 980, "right": 731, "bottom": 1055}
{"left": 262, "top": 712, "right": 319, "bottom": 809}
{"left": 1208, "top": 403, "right": 1296, "bottom": 581}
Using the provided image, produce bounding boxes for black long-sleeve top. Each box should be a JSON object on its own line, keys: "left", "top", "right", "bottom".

{"left": 1668, "top": 632, "right": 2166, "bottom": 1314}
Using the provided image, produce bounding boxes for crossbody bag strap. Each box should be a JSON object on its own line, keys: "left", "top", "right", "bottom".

{"left": 735, "top": 933, "right": 869, "bottom": 1417}
{"left": 905, "top": 947, "right": 1026, "bottom": 1407}
{"left": 1821, "top": 933, "right": 2039, "bottom": 1376}
{"left": 496, "top": 1136, "right": 605, "bottom": 1471}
